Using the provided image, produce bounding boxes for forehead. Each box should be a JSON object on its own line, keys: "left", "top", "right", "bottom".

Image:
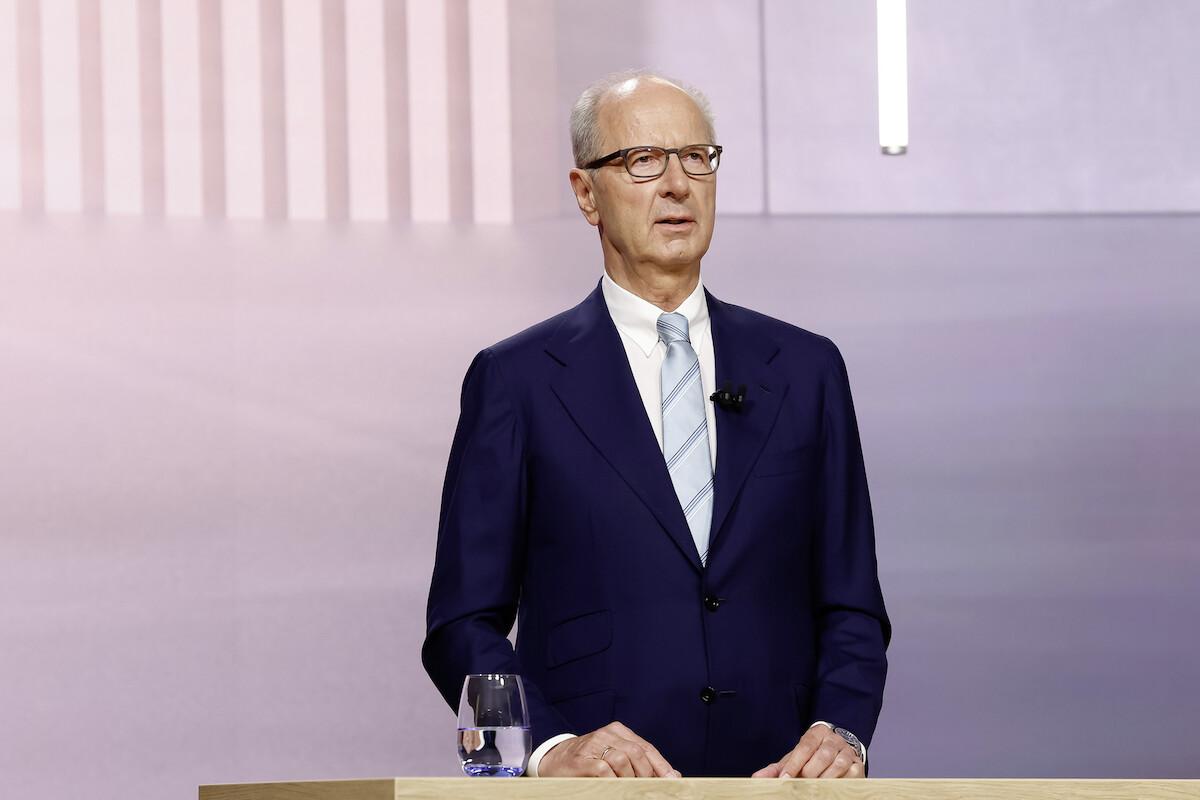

{"left": 596, "top": 80, "right": 709, "bottom": 149}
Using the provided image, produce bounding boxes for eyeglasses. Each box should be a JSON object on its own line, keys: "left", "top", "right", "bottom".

{"left": 584, "top": 144, "right": 722, "bottom": 178}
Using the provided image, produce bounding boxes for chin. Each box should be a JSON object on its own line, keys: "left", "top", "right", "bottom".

{"left": 656, "top": 245, "right": 702, "bottom": 265}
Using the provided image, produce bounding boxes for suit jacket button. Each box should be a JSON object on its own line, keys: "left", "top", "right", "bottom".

{"left": 704, "top": 595, "right": 721, "bottom": 611}
{"left": 700, "top": 686, "right": 717, "bottom": 705}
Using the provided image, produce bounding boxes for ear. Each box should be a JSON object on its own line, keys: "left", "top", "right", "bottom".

{"left": 569, "top": 168, "right": 602, "bottom": 227}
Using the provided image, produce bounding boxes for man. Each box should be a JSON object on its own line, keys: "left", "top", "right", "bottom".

{"left": 423, "top": 71, "right": 889, "bottom": 779}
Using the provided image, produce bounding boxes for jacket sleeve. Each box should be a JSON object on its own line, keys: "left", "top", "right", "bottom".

{"left": 421, "top": 348, "right": 575, "bottom": 747}
{"left": 808, "top": 343, "right": 891, "bottom": 746}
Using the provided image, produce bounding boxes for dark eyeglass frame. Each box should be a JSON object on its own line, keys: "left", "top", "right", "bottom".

{"left": 584, "top": 144, "right": 723, "bottom": 178}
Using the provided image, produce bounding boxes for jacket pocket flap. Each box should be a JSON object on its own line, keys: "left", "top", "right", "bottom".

{"left": 754, "top": 445, "right": 814, "bottom": 477}
{"left": 546, "top": 610, "right": 613, "bottom": 669}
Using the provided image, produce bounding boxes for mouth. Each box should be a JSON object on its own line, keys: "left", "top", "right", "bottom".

{"left": 656, "top": 216, "right": 695, "bottom": 227}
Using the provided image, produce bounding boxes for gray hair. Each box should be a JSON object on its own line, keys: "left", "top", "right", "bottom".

{"left": 568, "top": 69, "right": 717, "bottom": 168}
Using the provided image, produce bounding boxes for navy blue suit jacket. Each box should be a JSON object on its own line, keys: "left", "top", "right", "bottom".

{"left": 423, "top": 283, "right": 889, "bottom": 777}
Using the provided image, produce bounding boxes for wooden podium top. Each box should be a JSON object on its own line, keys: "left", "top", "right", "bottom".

{"left": 199, "top": 777, "right": 1199, "bottom": 800}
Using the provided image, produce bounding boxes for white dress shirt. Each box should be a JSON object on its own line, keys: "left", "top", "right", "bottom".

{"left": 600, "top": 274, "right": 718, "bottom": 470}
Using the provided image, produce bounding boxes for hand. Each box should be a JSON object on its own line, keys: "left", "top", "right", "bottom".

{"left": 538, "top": 721, "right": 681, "bottom": 778}
{"left": 752, "top": 725, "right": 865, "bottom": 779}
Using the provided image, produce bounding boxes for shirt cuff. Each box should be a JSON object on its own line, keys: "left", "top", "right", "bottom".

{"left": 526, "top": 733, "right": 577, "bottom": 777}
{"left": 809, "top": 720, "right": 867, "bottom": 770}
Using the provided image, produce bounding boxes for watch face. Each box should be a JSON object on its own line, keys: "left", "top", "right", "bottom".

{"left": 832, "top": 726, "right": 860, "bottom": 745}
{"left": 832, "top": 727, "right": 864, "bottom": 758}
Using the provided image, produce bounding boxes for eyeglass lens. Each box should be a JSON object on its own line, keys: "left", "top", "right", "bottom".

{"left": 624, "top": 146, "right": 719, "bottom": 178}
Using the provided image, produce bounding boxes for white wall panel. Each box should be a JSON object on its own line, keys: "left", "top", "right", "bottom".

{"left": 764, "top": 0, "right": 1200, "bottom": 213}
{"left": 344, "top": 0, "right": 387, "bottom": 221}
{"left": 0, "top": 0, "right": 17, "bottom": 209}
{"left": 99, "top": 0, "right": 141, "bottom": 214}
{"left": 221, "top": 0, "right": 263, "bottom": 218}
{"left": 405, "top": 0, "right": 449, "bottom": 222}
{"left": 40, "top": 0, "right": 82, "bottom": 211}
{"left": 763, "top": 0, "right": 878, "bottom": 214}
{"left": 467, "top": 0, "right": 511, "bottom": 223}
{"left": 643, "top": 0, "right": 765, "bottom": 214}
{"left": 161, "top": 0, "right": 202, "bottom": 217}
{"left": 282, "top": 0, "right": 324, "bottom": 220}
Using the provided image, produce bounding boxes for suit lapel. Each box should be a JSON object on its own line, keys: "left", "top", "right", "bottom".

{"left": 546, "top": 285, "right": 703, "bottom": 571}
{"left": 707, "top": 292, "right": 788, "bottom": 556}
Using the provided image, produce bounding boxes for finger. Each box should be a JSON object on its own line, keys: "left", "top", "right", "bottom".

{"left": 542, "top": 737, "right": 616, "bottom": 777}
{"left": 582, "top": 755, "right": 615, "bottom": 778}
{"left": 601, "top": 725, "right": 676, "bottom": 778}
{"left": 633, "top": 738, "right": 678, "bottom": 778}
{"left": 751, "top": 763, "right": 782, "bottom": 778}
{"left": 599, "top": 743, "right": 640, "bottom": 778}
{"left": 817, "top": 750, "right": 860, "bottom": 779}
{"left": 791, "top": 726, "right": 828, "bottom": 765}
{"left": 798, "top": 743, "right": 841, "bottom": 778}
{"left": 616, "top": 737, "right": 672, "bottom": 777}
{"left": 776, "top": 740, "right": 817, "bottom": 779}
{"left": 600, "top": 748, "right": 638, "bottom": 777}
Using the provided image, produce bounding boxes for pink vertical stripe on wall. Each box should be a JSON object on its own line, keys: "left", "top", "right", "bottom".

{"left": 77, "top": 0, "right": 100, "bottom": 211}
{"left": 221, "top": 0, "right": 263, "bottom": 218}
{"left": 382, "top": 0, "right": 409, "bottom": 221}
{"left": 467, "top": 0, "right": 511, "bottom": 223}
{"left": 0, "top": 0, "right": 18, "bottom": 208}
{"left": 321, "top": 0, "right": 349, "bottom": 222}
{"left": 506, "top": 2, "right": 558, "bottom": 221}
{"left": 282, "top": 0, "right": 325, "bottom": 220}
{"left": 260, "top": 0, "right": 286, "bottom": 219}
{"left": 344, "top": 0, "right": 386, "bottom": 221}
{"left": 405, "top": 0, "right": 449, "bottom": 222}
{"left": 138, "top": 0, "right": 165, "bottom": 216}
{"left": 100, "top": 0, "right": 142, "bottom": 214}
{"left": 40, "top": 0, "right": 82, "bottom": 211}
{"left": 197, "top": 0, "right": 224, "bottom": 217}
{"left": 16, "top": 0, "right": 45, "bottom": 210}
{"left": 161, "top": 0, "right": 202, "bottom": 217}
{"left": 444, "top": 0, "right": 470, "bottom": 221}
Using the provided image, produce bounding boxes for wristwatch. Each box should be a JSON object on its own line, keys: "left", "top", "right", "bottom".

{"left": 831, "top": 726, "right": 865, "bottom": 762}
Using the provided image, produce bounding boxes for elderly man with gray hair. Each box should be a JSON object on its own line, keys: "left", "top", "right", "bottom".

{"left": 424, "top": 69, "right": 889, "bottom": 779}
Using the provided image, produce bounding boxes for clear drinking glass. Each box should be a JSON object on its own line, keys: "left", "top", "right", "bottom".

{"left": 456, "top": 674, "right": 531, "bottom": 777}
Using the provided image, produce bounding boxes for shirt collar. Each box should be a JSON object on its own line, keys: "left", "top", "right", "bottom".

{"left": 601, "top": 273, "right": 710, "bottom": 357}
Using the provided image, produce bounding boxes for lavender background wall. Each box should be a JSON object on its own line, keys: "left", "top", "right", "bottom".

{"left": 2, "top": 2, "right": 1199, "bottom": 798}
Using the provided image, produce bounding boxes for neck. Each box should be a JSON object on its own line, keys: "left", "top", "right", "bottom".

{"left": 604, "top": 262, "right": 700, "bottom": 312}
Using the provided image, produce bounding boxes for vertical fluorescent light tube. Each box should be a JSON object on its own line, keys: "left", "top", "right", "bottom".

{"left": 877, "top": 0, "right": 908, "bottom": 155}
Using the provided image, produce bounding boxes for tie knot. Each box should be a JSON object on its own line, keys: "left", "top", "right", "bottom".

{"left": 657, "top": 312, "right": 691, "bottom": 346}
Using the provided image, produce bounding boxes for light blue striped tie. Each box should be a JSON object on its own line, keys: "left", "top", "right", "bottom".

{"left": 658, "top": 312, "right": 714, "bottom": 565}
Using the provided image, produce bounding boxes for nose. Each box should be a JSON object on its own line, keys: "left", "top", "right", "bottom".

{"left": 657, "top": 152, "right": 690, "bottom": 198}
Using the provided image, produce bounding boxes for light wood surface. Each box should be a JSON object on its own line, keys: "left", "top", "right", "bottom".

{"left": 199, "top": 777, "right": 1200, "bottom": 800}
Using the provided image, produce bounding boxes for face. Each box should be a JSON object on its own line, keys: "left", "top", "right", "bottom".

{"left": 570, "top": 79, "right": 717, "bottom": 285}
